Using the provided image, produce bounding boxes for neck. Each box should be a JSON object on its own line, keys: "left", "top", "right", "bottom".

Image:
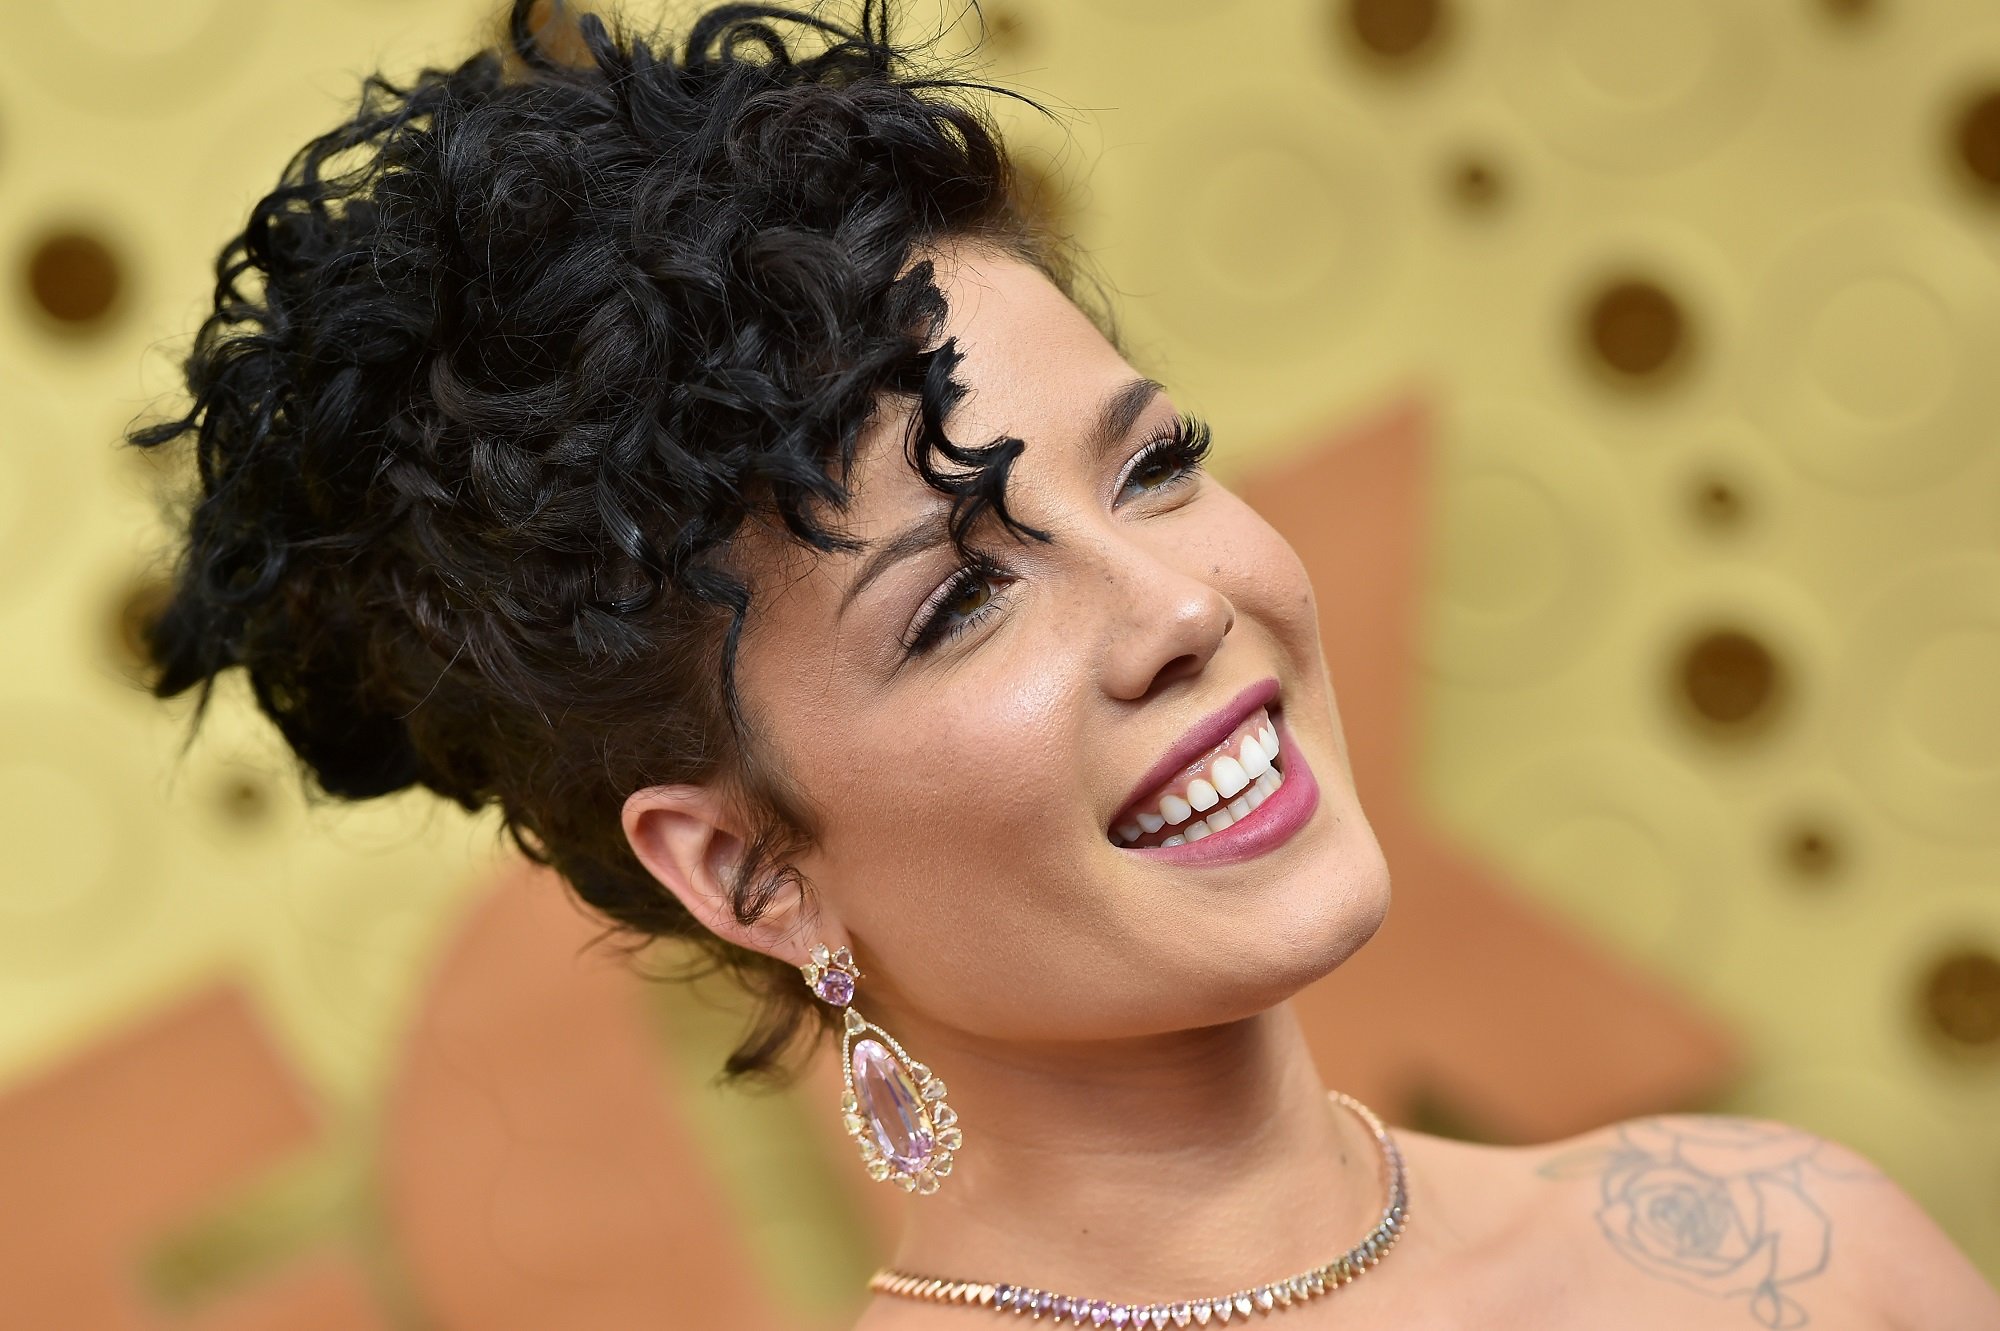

{"left": 878, "top": 1002, "right": 1387, "bottom": 1299}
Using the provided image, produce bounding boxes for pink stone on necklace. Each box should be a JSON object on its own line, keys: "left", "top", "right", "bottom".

{"left": 868, "top": 1089, "right": 1408, "bottom": 1324}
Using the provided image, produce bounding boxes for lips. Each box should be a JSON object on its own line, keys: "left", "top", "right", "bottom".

{"left": 1108, "top": 677, "right": 1280, "bottom": 836}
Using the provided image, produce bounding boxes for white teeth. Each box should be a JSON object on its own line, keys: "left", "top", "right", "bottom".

{"left": 1240, "top": 738, "right": 1270, "bottom": 779}
{"left": 1127, "top": 777, "right": 1282, "bottom": 849}
{"left": 1117, "top": 715, "right": 1287, "bottom": 849}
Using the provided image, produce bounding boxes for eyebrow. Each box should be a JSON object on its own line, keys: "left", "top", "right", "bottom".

{"left": 835, "top": 375, "right": 1167, "bottom": 620}
{"left": 1093, "top": 376, "right": 1166, "bottom": 460}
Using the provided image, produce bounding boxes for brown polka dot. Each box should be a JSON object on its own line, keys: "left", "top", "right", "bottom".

{"left": 1585, "top": 276, "right": 1689, "bottom": 382}
{"left": 25, "top": 229, "right": 122, "bottom": 326}
{"left": 1011, "top": 157, "right": 1073, "bottom": 239}
{"left": 1448, "top": 154, "right": 1503, "bottom": 213}
{"left": 983, "top": 3, "right": 1029, "bottom": 54}
{"left": 213, "top": 771, "right": 273, "bottom": 827}
{"left": 1345, "top": 0, "right": 1447, "bottom": 63}
{"left": 1819, "top": 0, "right": 1877, "bottom": 21}
{"left": 1782, "top": 821, "right": 1840, "bottom": 880}
{"left": 111, "top": 574, "right": 172, "bottom": 686}
{"left": 1675, "top": 626, "right": 1783, "bottom": 733}
{"left": 1400, "top": 1085, "right": 1495, "bottom": 1143}
{"left": 1920, "top": 947, "right": 2000, "bottom": 1050}
{"left": 515, "top": 0, "right": 597, "bottom": 70}
{"left": 1952, "top": 88, "right": 2000, "bottom": 194}
{"left": 1691, "top": 474, "right": 1747, "bottom": 532}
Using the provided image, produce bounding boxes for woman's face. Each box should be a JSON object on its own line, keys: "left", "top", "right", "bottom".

{"left": 730, "top": 243, "right": 1390, "bottom": 1044}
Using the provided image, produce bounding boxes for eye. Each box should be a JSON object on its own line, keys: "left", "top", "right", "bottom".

{"left": 904, "top": 556, "right": 1011, "bottom": 656}
{"left": 1117, "top": 413, "right": 1212, "bottom": 505}
{"left": 899, "top": 415, "right": 1212, "bottom": 659}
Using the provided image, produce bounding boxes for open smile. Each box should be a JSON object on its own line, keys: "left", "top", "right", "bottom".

{"left": 1107, "top": 700, "right": 1320, "bottom": 865}
{"left": 1111, "top": 704, "right": 1285, "bottom": 848}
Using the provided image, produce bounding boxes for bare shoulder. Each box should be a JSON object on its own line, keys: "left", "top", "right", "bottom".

{"left": 1493, "top": 1112, "right": 2000, "bottom": 1330}
{"left": 842, "top": 1118, "right": 1998, "bottom": 1331}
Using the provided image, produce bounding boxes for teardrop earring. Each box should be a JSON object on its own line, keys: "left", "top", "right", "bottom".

{"left": 802, "top": 943, "right": 961, "bottom": 1195}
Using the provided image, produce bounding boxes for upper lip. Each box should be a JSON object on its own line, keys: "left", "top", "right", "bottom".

{"left": 1110, "top": 676, "right": 1281, "bottom": 829}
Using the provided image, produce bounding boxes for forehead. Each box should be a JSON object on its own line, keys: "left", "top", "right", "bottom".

{"left": 850, "top": 244, "right": 1131, "bottom": 509}
{"left": 735, "top": 245, "right": 1134, "bottom": 593}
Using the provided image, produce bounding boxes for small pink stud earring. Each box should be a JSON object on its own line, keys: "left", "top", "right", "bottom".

{"left": 802, "top": 943, "right": 961, "bottom": 1194}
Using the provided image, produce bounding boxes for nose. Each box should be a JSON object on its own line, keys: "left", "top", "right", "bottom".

{"left": 1099, "top": 535, "right": 1235, "bottom": 703}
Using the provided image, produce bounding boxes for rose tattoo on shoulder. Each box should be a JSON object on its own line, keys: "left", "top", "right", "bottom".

{"left": 1535, "top": 1115, "right": 1885, "bottom": 1328}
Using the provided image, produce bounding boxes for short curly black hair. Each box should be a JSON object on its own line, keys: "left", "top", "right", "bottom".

{"left": 131, "top": 0, "right": 1094, "bottom": 1082}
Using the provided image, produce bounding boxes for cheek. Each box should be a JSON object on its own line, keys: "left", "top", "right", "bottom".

{"left": 1214, "top": 488, "right": 1322, "bottom": 651}
{"left": 802, "top": 660, "right": 1093, "bottom": 913}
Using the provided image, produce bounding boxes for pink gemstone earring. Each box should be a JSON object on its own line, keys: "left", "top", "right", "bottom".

{"left": 802, "top": 943, "right": 961, "bottom": 1194}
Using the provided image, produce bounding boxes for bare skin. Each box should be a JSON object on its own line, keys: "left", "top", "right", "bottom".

{"left": 619, "top": 243, "right": 2000, "bottom": 1330}
{"left": 852, "top": 1114, "right": 1995, "bottom": 1330}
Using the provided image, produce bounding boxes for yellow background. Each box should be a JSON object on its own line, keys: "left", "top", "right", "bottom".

{"left": 2, "top": 0, "right": 1996, "bottom": 1317}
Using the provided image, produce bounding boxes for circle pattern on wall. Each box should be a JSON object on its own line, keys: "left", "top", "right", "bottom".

{"left": 0, "top": 375, "right": 81, "bottom": 606}
{"left": 5, "top": 0, "right": 265, "bottom": 113}
{"left": 1496, "top": 0, "right": 1774, "bottom": 173}
{"left": 23, "top": 229, "right": 122, "bottom": 328}
{"left": 110, "top": 574, "right": 173, "bottom": 685}
{"left": 1343, "top": 0, "right": 1449, "bottom": 64}
{"left": 1552, "top": 220, "right": 1739, "bottom": 418}
{"left": 1920, "top": 946, "right": 2000, "bottom": 1052}
{"left": 1582, "top": 274, "right": 1691, "bottom": 386}
{"left": 1474, "top": 740, "right": 1734, "bottom": 972}
{"left": 1647, "top": 571, "right": 1833, "bottom": 759}
{"left": 1118, "top": 103, "right": 1405, "bottom": 363}
{"left": 1675, "top": 626, "right": 1785, "bottom": 736}
{"left": 1426, "top": 399, "right": 1631, "bottom": 686}
{"left": 1836, "top": 554, "right": 2000, "bottom": 843}
{"left": 0, "top": 707, "right": 155, "bottom": 969}
{"left": 1744, "top": 203, "right": 2000, "bottom": 495}
{"left": 1781, "top": 821, "right": 1841, "bottom": 883}
{"left": 1729, "top": 1064, "right": 1965, "bottom": 1236}
{"left": 1447, "top": 152, "right": 1505, "bottom": 214}
{"left": 1082, "top": 0, "right": 1236, "bottom": 20}
{"left": 1951, "top": 86, "right": 2000, "bottom": 194}
{"left": 1690, "top": 473, "right": 1748, "bottom": 533}
{"left": 1671, "top": 419, "right": 1783, "bottom": 550}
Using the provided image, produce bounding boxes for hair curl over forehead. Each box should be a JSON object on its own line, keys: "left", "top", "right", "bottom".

{"left": 131, "top": 0, "right": 1089, "bottom": 1082}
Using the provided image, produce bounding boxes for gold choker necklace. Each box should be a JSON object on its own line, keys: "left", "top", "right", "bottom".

{"left": 867, "top": 1089, "right": 1409, "bottom": 1326}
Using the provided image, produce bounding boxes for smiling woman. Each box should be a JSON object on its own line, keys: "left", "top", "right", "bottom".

{"left": 129, "top": 1, "right": 2000, "bottom": 1328}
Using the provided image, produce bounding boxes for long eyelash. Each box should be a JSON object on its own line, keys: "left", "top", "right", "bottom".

{"left": 903, "top": 414, "right": 1213, "bottom": 658}
{"left": 1120, "top": 412, "right": 1212, "bottom": 499}
{"left": 905, "top": 554, "right": 1009, "bottom": 656}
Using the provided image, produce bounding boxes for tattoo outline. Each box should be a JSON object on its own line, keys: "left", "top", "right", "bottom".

{"left": 1535, "top": 1114, "right": 1885, "bottom": 1328}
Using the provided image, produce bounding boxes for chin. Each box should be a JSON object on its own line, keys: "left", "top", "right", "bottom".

{"left": 1254, "top": 818, "right": 1393, "bottom": 1005}
{"left": 1175, "top": 800, "right": 1393, "bottom": 1027}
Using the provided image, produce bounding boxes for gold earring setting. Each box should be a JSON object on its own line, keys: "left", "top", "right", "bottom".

{"left": 803, "top": 943, "right": 961, "bottom": 1195}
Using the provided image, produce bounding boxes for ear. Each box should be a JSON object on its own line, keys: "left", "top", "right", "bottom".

{"left": 620, "top": 781, "right": 835, "bottom": 967}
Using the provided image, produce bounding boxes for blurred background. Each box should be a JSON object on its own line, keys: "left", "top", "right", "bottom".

{"left": 2, "top": 0, "right": 1997, "bottom": 1325}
